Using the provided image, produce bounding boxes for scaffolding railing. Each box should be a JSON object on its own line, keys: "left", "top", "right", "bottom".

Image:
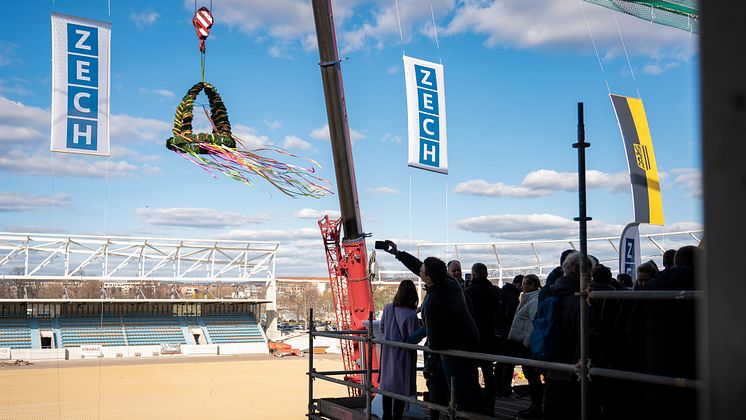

{"left": 307, "top": 289, "right": 701, "bottom": 420}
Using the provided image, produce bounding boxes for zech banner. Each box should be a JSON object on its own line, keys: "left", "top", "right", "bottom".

{"left": 403, "top": 55, "right": 447, "bottom": 174}
{"left": 51, "top": 13, "right": 111, "bottom": 156}
{"left": 619, "top": 222, "right": 641, "bottom": 282}
{"left": 611, "top": 94, "right": 664, "bottom": 225}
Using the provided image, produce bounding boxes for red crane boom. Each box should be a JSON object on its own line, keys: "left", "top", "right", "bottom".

{"left": 311, "top": 0, "right": 377, "bottom": 395}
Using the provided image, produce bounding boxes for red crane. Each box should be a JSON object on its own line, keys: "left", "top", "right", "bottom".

{"left": 311, "top": 0, "right": 377, "bottom": 395}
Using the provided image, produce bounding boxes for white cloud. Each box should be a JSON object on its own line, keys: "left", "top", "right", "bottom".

{"left": 0, "top": 98, "right": 165, "bottom": 177}
{"left": 0, "top": 96, "right": 48, "bottom": 128}
{"left": 522, "top": 169, "right": 629, "bottom": 193}
{"left": 0, "top": 125, "right": 45, "bottom": 143}
{"left": 456, "top": 213, "right": 623, "bottom": 240}
{"left": 455, "top": 169, "right": 630, "bottom": 198}
{"left": 138, "top": 88, "right": 175, "bottom": 99}
{"left": 110, "top": 146, "right": 160, "bottom": 162}
{"left": 264, "top": 120, "right": 282, "bottom": 130}
{"left": 368, "top": 187, "right": 399, "bottom": 195}
{"left": 222, "top": 227, "right": 320, "bottom": 241}
{"left": 670, "top": 167, "right": 702, "bottom": 198}
{"left": 381, "top": 133, "right": 402, "bottom": 143}
{"left": 453, "top": 180, "right": 548, "bottom": 198}
{"left": 387, "top": 66, "right": 399, "bottom": 75}
{"left": 295, "top": 208, "right": 341, "bottom": 219}
{"left": 136, "top": 207, "right": 270, "bottom": 228}
{"left": 282, "top": 135, "right": 313, "bottom": 150}
{"left": 3, "top": 225, "right": 67, "bottom": 234}
{"left": 232, "top": 124, "right": 273, "bottom": 149}
{"left": 110, "top": 114, "right": 171, "bottom": 143}
{"left": 309, "top": 123, "right": 365, "bottom": 144}
{"left": 0, "top": 148, "right": 139, "bottom": 177}
{"left": 444, "top": 0, "right": 695, "bottom": 57}
{"left": 0, "top": 96, "right": 171, "bottom": 148}
{"left": 131, "top": 11, "right": 160, "bottom": 29}
{"left": 0, "top": 42, "right": 20, "bottom": 67}
{"left": 0, "top": 78, "right": 32, "bottom": 96}
{"left": 0, "top": 192, "right": 69, "bottom": 212}
{"left": 339, "top": 0, "right": 455, "bottom": 53}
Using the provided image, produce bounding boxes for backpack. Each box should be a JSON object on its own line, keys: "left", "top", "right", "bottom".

{"left": 530, "top": 295, "right": 559, "bottom": 360}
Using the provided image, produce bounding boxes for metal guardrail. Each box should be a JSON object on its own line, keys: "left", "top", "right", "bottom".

{"left": 307, "top": 288, "right": 701, "bottom": 419}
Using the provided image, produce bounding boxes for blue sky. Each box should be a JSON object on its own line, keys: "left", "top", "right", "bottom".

{"left": 0, "top": 0, "right": 701, "bottom": 275}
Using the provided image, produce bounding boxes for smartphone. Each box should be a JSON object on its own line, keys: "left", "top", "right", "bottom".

{"left": 374, "top": 240, "right": 387, "bottom": 250}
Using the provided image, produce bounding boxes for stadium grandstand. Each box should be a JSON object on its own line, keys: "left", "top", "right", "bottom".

{"left": 0, "top": 299, "right": 270, "bottom": 361}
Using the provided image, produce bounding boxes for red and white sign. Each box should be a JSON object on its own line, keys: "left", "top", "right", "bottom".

{"left": 80, "top": 345, "right": 102, "bottom": 358}
{"left": 0, "top": 348, "right": 10, "bottom": 360}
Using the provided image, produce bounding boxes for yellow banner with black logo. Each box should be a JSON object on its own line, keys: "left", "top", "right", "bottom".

{"left": 611, "top": 94, "right": 664, "bottom": 225}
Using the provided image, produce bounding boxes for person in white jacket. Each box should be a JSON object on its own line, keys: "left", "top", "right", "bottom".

{"left": 507, "top": 274, "right": 544, "bottom": 419}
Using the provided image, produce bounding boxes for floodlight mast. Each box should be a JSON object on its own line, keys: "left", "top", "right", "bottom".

{"left": 311, "top": 0, "right": 376, "bottom": 393}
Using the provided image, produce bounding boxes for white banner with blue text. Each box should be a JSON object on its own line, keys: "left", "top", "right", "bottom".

{"left": 619, "top": 222, "right": 641, "bottom": 282}
{"left": 403, "top": 55, "right": 447, "bottom": 174}
{"left": 51, "top": 13, "right": 111, "bottom": 156}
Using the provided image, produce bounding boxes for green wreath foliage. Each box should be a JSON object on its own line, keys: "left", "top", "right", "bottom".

{"left": 166, "top": 81, "right": 236, "bottom": 154}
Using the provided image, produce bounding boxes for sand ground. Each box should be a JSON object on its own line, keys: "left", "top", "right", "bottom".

{"left": 0, "top": 354, "right": 349, "bottom": 420}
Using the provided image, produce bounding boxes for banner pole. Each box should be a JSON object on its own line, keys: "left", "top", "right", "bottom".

{"left": 573, "top": 102, "right": 591, "bottom": 420}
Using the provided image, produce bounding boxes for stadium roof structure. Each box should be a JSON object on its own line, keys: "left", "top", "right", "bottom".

{"left": 585, "top": 0, "right": 699, "bottom": 33}
{"left": 0, "top": 232, "right": 278, "bottom": 283}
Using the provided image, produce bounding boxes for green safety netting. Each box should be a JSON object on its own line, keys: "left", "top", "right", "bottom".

{"left": 585, "top": 0, "right": 698, "bottom": 33}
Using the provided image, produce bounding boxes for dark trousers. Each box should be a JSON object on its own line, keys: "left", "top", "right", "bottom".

{"left": 477, "top": 360, "right": 497, "bottom": 414}
{"left": 382, "top": 396, "right": 405, "bottom": 420}
{"left": 495, "top": 338, "right": 514, "bottom": 396}
{"left": 441, "top": 355, "right": 481, "bottom": 414}
{"left": 544, "top": 379, "right": 580, "bottom": 420}
{"left": 512, "top": 343, "right": 543, "bottom": 407}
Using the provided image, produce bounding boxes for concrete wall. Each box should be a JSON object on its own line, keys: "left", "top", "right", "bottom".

{"left": 9, "top": 348, "right": 67, "bottom": 361}
{"left": 217, "top": 342, "right": 269, "bottom": 355}
{"left": 8, "top": 342, "right": 268, "bottom": 361}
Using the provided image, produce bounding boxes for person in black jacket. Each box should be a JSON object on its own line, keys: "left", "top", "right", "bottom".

{"left": 465, "top": 262, "right": 502, "bottom": 414}
{"left": 538, "top": 249, "right": 575, "bottom": 304}
{"left": 384, "top": 241, "right": 481, "bottom": 415}
{"left": 636, "top": 246, "right": 699, "bottom": 420}
{"left": 542, "top": 251, "right": 593, "bottom": 420}
{"left": 496, "top": 275, "right": 521, "bottom": 398}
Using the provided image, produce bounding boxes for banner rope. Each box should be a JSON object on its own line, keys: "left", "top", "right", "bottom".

{"left": 393, "top": 0, "right": 405, "bottom": 56}
{"left": 580, "top": 0, "right": 612, "bottom": 95}
{"left": 612, "top": 9, "right": 642, "bottom": 100}
{"left": 430, "top": 3, "right": 442, "bottom": 65}
{"left": 409, "top": 173, "right": 413, "bottom": 249}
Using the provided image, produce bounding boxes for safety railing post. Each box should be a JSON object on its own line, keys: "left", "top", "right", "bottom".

{"left": 574, "top": 102, "right": 591, "bottom": 420}
{"left": 448, "top": 376, "right": 456, "bottom": 419}
{"left": 365, "top": 311, "right": 374, "bottom": 420}
{"left": 308, "top": 308, "right": 315, "bottom": 418}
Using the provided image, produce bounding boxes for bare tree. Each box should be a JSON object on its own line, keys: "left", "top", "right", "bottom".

{"left": 285, "top": 283, "right": 322, "bottom": 328}
{"left": 38, "top": 282, "right": 65, "bottom": 298}
{"left": 372, "top": 283, "right": 398, "bottom": 313}
{"left": 9, "top": 267, "right": 25, "bottom": 298}
{"left": 74, "top": 281, "right": 104, "bottom": 298}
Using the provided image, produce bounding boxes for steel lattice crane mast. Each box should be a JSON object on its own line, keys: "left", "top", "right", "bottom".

{"left": 311, "top": 0, "right": 377, "bottom": 395}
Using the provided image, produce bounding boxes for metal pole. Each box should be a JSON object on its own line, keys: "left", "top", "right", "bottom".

{"left": 308, "top": 308, "right": 315, "bottom": 418}
{"left": 448, "top": 376, "right": 456, "bottom": 419}
{"left": 365, "top": 311, "right": 373, "bottom": 420}
{"left": 573, "top": 102, "right": 591, "bottom": 420}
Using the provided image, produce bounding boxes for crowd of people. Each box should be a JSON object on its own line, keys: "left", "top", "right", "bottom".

{"left": 375, "top": 240, "right": 700, "bottom": 420}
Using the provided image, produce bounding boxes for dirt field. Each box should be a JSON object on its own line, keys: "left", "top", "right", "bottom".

{"left": 0, "top": 355, "right": 348, "bottom": 419}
